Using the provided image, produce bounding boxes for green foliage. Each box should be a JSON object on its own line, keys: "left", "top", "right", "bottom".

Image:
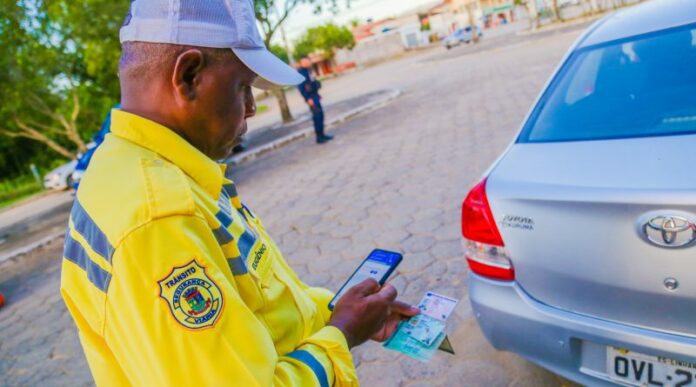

{"left": 270, "top": 44, "right": 290, "bottom": 64}
{"left": 0, "top": 174, "right": 43, "bottom": 208}
{"left": 0, "top": 0, "right": 127, "bottom": 179}
{"left": 256, "top": 104, "right": 270, "bottom": 114}
{"left": 294, "top": 23, "right": 355, "bottom": 60}
{"left": 293, "top": 39, "right": 315, "bottom": 61}
{"left": 253, "top": 0, "right": 350, "bottom": 45}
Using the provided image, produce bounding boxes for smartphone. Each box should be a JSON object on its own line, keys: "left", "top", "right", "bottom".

{"left": 328, "top": 249, "right": 403, "bottom": 311}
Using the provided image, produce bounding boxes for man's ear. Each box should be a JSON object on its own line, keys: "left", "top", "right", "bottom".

{"left": 172, "top": 49, "right": 205, "bottom": 101}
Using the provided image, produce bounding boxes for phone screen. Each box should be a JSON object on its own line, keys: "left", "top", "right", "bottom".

{"left": 329, "top": 249, "right": 402, "bottom": 310}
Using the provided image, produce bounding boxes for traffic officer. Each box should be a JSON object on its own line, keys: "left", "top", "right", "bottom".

{"left": 60, "top": 0, "right": 418, "bottom": 386}
{"left": 298, "top": 58, "right": 333, "bottom": 144}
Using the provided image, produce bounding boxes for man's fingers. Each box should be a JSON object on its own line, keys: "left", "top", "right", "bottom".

{"left": 350, "top": 278, "right": 380, "bottom": 296}
{"left": 390, "top": 300, "right": 420, "bottom": 316}
{"left": 374, "top": 283, "right": 398, "bottom": 303}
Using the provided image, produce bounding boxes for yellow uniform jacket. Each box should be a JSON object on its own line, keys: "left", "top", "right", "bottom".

{"left": 60, "top": 110, "right": 357, "bottom": 386}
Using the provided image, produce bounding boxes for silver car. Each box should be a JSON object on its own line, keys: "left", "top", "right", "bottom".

{"left": 462, "top": 1, "right": 696, "bottom": 386}
{"left": 443, "top": 26, "right": 482, "bottom": 49}
{"left": 43, "top": 159, "right": 77, "bottom": 190}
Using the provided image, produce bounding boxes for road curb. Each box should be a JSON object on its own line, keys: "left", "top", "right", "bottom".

{"left": 227, "top": 89, "right": 402, "bottom": 166}
{"left": 0, "top": 231, "right": 65, "bottom": 264}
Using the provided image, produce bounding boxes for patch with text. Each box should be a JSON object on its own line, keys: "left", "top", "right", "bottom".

{"left": 158, "top": 260, "right": 223, "bottom": 329}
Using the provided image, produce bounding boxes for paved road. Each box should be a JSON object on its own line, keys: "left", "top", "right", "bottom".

{"left": 0, "top": 28, "right": 583, "bottom": 386}
{"left": 0, "top": 191, "right": 73, "bottom": 264}
{"left": 247, "top": 20, "right": 532, "bottom": 133}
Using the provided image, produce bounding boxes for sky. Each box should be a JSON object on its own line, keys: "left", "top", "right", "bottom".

{"left": 276, "top": 0, "right": 441, "bottom": 43}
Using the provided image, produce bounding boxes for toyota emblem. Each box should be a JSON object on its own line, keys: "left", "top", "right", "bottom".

{"left": 642, "top": 215, "right": 696, "bottom": 248}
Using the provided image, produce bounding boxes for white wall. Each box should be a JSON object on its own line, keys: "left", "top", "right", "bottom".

{"left": 334, "top": 31, "right": 406, "bottom": 67}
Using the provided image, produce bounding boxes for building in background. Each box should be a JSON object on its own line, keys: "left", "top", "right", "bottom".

{"left": 334, "top": 0, "right": 519, "bottom": 68}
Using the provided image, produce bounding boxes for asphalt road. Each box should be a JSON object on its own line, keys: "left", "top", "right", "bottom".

{"left": 0, "top": 25, "right": 586, "bottom": 386}
{"left": 0, "top": 191, "right": 72, "bottom": 263}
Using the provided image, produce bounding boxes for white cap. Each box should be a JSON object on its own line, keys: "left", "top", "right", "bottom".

{"left": 120, "top": 0, "right": 303, "bottom": 90}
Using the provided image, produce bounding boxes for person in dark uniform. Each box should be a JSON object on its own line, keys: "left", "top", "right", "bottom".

{"left": 298, "top": 58, "right": 333, "bottom": 144}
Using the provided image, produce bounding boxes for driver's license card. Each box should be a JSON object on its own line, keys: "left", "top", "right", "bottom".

{"left": 418, "top": 292, "right": 458, "bottom": 322}
{"left": 401, "top": 314, "right": 446, "bottom": 346}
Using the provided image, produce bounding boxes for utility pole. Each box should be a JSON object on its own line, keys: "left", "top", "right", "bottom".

{"left": 465, "top": 0, "right": 481, "bottom": 44}
{"left": 584, "top": 0, "right": 600, "bottom": 14}
{"left": 527, "top": 0, "right": 540, "bottom": 30}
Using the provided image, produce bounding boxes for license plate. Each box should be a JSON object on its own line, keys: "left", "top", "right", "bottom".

{"left": 607, "top": 347, "right": 696, "bottom": 386}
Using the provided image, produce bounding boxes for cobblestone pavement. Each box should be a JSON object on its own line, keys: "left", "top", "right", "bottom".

{"left": 0, "top": 29, "right": 583, "bottom": 386}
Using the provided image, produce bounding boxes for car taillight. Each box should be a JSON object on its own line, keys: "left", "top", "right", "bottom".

{"left": 461, "top": 178, "right": 514, "bottom": 281}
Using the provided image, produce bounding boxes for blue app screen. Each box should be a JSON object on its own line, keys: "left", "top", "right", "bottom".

{"left": 331, "top": 250, "right": 400, "bottom": 305}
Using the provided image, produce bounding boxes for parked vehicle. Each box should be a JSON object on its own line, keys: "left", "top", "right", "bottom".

{"left": 43, "top": 160, "right": 77, "bottom": 190}
{"left": 443, "top": 26, "right": 482, "bottom": 49}
{"left": 461, "top": 1, "right": 696, "bottom": 386}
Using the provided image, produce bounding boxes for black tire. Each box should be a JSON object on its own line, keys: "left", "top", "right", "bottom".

{"left": 65, "top": 175, "right": 74, "bottom": 190}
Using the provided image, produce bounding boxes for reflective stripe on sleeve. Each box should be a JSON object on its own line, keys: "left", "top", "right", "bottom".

{"left": 212, "top": 226, "right": 234, "bottom": 245}
{"left": 227, "top": 256, "right": 248, "bottom": 275}
{"left": 64, "top": 235, "right": 112, "bottom": 292}
{"left": 222, "top": 183, "right": 238, "bottom": 198}
{"left": 286, "top": 350, "right": 330, "bottom": 387}
{"left": 71, "top": 200, "right": 114, "bottom": 262}
{"left": 238, "top": 229, "right": 257, "bottom": 258}
{"left": 215, "top": 211, "right": 233, "bottom": 228}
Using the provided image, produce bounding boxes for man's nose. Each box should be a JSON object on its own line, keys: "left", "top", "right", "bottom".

{"left": 245, "top": 99, "right": 256, "bottom": 119}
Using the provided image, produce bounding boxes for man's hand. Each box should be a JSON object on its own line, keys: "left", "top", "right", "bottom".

{"left": 328, "top": 279, "right": 418, "bottom": 348}
{"left": 307, "top": 99, "right": 315, "bottom": 108}
{"left": 370, "top": 300, "right": 419, "bottom": 342}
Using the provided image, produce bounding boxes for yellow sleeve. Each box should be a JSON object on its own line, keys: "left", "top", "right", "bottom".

{"left": 304, "top": 287, "right": 335, "bottom": 324}
{"left": 103, "top": 215, "right": 357, "bottom": 386}
{"left": 270, "top": 249, "right": 335, "bottom": 325}
{"left": 247, "top": 211, "right": 336, "bottom": 325}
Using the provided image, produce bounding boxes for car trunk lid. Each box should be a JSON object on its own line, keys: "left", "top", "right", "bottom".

{"left": 487, "top": 134, "right": 696, "bottom": 337}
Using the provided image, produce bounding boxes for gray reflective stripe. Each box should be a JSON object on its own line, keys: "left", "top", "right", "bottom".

{"left": 222, "top": 183, "right": 238, "bottom": 198}
{"left": 238, "top": 229, "right": 257, "bottom": 258}
{"left": 71, "top": 200, "right": 114, "bottom": 263}
{"left": 63, "top": 235, "right": 111, "bottom": 292}
{"left": 286, "top": 350, "right": 329, "bottom": 387}
{"left": 215, "top": 211, "right": 232, "bottom": 228}
{"left": 212, "top": 226, "right": 234, "bottom": 245}
{"left": 227, "top": 256, "right": 248, "bottom": 275}
{"left": 241, "top": 204, "right": 256, "bottom": 219}
{"left": 237, "top": 208, "right": 248, "bottom": 222}
{"left": 218, "top": 192, "right": 232, "bottom": 217}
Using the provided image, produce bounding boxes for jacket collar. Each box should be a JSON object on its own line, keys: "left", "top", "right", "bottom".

{"left": 110, "top": 109, "right": 225, "bottom": 198}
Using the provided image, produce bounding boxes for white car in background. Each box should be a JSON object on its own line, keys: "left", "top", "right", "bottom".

{"left": 43, "top": 160, "right": 77, "bottom": 190}
{"left": 443, "top": 26, "right": 483, "bottom": 49}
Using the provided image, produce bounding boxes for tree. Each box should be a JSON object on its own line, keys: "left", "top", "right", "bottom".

{"left": 514, "top": 0, "right": 540, "bottom": 29}
{"left": 0, "top": 0, "right": 126, "bottom": 175}
{"left": 550, "top": 0, "right": 564, "bottom": 22}
{"left": 270, "top": 44, "right": 290, "bottom": 64}
{"left": 293, "top": 23, "right": 355, "bottom": 61}
{"left": 254, "top": 0, "right": 346, "bottom": 123}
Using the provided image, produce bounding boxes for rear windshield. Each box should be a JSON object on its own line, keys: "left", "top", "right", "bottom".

{"left": 519, "top": 24, "right": 696, "bottom": 143}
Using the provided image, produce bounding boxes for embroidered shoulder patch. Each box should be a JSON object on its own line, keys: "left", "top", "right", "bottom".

{"left": 158, "top": 260, "right": 223, "bottom": 329}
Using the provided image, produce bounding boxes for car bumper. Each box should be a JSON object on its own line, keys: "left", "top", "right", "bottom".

{"left": 469, "top": 273, "right": 696, "bottom": 386}
{"left": 43, "top": 180, "right": 66, "bottom": 190}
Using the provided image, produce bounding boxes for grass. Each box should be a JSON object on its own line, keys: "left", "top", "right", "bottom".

{"left": 0, "top": 175, "right": 44, "bottom": 210}
{"left": 256, "top": 104, "right": 269, "bottom": 114}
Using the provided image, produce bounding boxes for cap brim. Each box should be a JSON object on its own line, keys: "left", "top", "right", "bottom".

{"left": 232, "top": 48, "right": 304, "bottom": 90}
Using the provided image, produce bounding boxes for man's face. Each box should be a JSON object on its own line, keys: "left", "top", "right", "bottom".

{"left": 188, "top": 53, "right": 257, "bottom": 160}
